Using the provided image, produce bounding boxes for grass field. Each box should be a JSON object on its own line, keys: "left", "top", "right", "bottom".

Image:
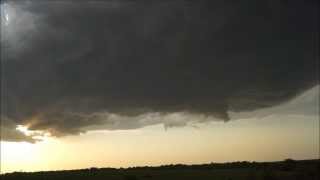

{"left": 1, "top": 159, "right": 319, "bottom": 180}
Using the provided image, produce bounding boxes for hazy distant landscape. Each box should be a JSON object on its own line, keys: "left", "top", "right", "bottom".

{"left": 1, "top": 159, "right": 319, "bottom": 180}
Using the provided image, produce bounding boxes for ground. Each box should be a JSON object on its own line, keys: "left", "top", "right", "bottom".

{"left": 1, "top": 159, "right": 319, "bottom": 180}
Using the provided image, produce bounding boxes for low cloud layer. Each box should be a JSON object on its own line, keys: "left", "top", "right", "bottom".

{"left": 1, "top": 0, "right": 318, "bottom": 142}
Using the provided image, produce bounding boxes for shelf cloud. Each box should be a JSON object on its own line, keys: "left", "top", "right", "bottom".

{"left": 1, "top": 0, "right": 318, "bottom": 142}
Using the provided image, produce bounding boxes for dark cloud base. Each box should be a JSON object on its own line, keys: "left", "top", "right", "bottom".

{"left": 1, "top": 0, "right": 318, "bottom": 141}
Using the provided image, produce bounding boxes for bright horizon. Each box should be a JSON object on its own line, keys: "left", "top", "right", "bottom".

{"left": 1, "top": 117, "right": 319, "bottom": 173}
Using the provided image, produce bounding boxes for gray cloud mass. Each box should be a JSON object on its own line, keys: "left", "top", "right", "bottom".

{"left": 0, "top": 0, "right": 318, "bottom": 142}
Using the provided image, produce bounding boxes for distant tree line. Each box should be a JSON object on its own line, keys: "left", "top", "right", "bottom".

{"left": 1, "top": 159, "right": 319, "bottom": 180}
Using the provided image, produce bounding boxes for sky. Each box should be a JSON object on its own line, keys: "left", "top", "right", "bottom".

{"left": 0, "top": 0, "right": 319, "bottom": 173}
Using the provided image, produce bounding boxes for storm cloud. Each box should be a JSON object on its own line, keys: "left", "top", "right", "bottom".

{"left": 1, "top": 0, "right": 318, "bottom": 142}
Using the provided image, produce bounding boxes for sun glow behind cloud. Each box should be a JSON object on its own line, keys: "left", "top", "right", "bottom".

{"left": 1, "top": 2, "right": 14, "bottom": 26}
{"left": 15, "top": 125, "right": 51, "bottom": 142}
{"left": 4, "top": 9, "right": 9, "bottom": 25}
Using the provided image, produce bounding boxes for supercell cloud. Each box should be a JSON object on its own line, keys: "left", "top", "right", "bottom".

{"left": 0, "top": 0, "right": 318, "bottom": 142}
